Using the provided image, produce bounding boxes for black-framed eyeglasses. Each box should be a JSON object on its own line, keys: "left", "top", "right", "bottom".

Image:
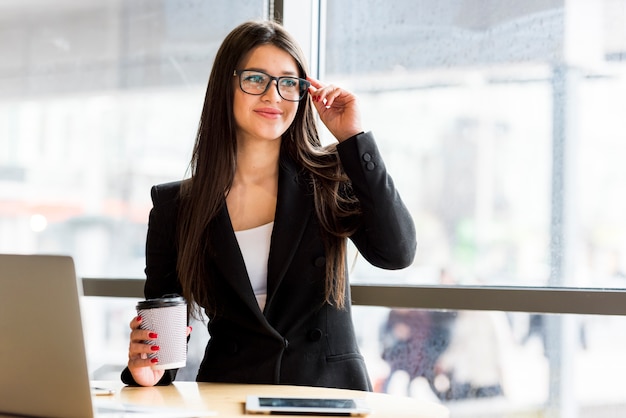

{"left": 234, "top": 69, "right": 311, "bottom": 102}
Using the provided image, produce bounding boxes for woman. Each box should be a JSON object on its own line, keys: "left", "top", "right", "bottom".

{"left": 122, "top": 20, "right": 416, "bottom": 391}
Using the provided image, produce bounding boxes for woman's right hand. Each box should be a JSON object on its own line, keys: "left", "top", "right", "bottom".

{"left": 127, "top": 315, "right": 165, "bottom": 387}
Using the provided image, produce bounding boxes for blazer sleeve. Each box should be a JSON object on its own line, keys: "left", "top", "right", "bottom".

{"left": 143, "top": 181, "right": 184, "bottom": 299}
{"left": 337, "top": 131, "right": 417, "bottom": 269}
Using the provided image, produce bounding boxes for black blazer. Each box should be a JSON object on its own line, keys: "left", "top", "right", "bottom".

{"left": 122, "top": 131, "right": 416, "bottom": 391}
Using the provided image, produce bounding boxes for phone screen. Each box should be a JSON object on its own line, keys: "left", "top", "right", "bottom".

{"left": 258, "top": 397, "right": 357, "bottom": 409}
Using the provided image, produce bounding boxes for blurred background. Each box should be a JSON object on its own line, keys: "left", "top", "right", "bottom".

{"left": 2, "top": 0, "right": 626, "bottom": 416}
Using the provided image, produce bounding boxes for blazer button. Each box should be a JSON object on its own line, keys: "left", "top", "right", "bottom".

{"left": 362, "top": 153, "right": 372, "bottom": 162}
{"left": 307, "top": 328, "right": 323, "bottom": 342}
{"left": 365, "top": 161, "right": 376, "bottom": 171}
{"left": 314, "top": 256, "right": 326, "bottom": 268}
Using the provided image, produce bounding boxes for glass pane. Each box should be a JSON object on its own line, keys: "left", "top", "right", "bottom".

{"left": 0, "top": 0, "right": 265, "bottom": 277}
{"left": 0, "top": 0, "right": 264, "bottom": 384}
{"left": 325, "top": 0, "right": 626, "bottom": 288}
{"left": 87, "top": 297, "right": 626, "bottom": 416}
{"left": 353, "top": 306, "right": 626, "bottom": 417}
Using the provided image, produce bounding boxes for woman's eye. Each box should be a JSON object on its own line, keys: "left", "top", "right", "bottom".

{"left": 246, "top": 75, "right": 266, "bottom": 84}
{"left": 281, "top": 78, "right": 298, "bottom": 88}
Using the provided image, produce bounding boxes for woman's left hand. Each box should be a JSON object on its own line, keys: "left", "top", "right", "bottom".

{"left": 308, "top": 77, "right": 363, "bottom": 142}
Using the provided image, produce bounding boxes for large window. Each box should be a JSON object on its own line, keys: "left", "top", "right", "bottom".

{"left": 319, "top": 0, "right": 626, "bottom": 416}
{"left": 323, "top": 0, "right": 626, "bottom": 288}
{"left": 0, "top": 0, "right": 266, "bottom": 275}
{"left": 3, "top": 1, "right": 626, "bottom": 417}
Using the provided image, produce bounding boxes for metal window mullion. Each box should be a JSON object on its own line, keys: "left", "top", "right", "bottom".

{"left": 349, "top": 284, "right": 626, "bottom": 316}
{"left": 81, "top": 278, "right": 626, "bottom": 316}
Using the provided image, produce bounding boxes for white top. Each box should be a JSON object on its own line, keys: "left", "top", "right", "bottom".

{"left": 234, "top": 222, "right": 273, "bottom": 311}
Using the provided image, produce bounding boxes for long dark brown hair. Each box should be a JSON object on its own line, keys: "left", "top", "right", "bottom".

{"left": 177, "top": 20, "right": 361, "bottom": 318}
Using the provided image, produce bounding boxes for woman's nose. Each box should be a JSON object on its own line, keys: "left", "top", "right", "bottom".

{"left": 262, "top": 80, "right": 281, "bottom": 102}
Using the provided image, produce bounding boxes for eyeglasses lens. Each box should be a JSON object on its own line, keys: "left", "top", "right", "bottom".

{"left": 239, "top": 70, "right": 307, "bottom": 101}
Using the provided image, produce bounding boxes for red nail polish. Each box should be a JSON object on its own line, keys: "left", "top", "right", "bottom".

{"left": 149, "top": 332, "right": 158, "bottom": 339}
{"left": 151, "top": 345, "right": 160, "bottom": 351}
{"left": 136, "top": 315, "right": 142, "bottom": 322}
{"left": 150, "top": 358, "right": 159, "bottom": 364}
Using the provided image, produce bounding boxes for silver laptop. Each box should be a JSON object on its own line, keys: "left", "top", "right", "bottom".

{"left": 0, "top": 254, "right": 211, "bottom": 418}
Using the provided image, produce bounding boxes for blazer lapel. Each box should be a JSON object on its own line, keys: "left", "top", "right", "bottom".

{"left": 266, "top": 155, "right": 313, "bottom": 307}
{"left": 209, "top": 205, "right": 262, "bottom": 313}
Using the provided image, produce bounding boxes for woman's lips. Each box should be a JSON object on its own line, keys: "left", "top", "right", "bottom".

{"left": 254, "top": 107, "right": 283, "bottom": 119}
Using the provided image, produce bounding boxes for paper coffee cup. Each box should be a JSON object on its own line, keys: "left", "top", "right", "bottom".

{"left": 136, "top": 295, "right": 187, "bottom": 370}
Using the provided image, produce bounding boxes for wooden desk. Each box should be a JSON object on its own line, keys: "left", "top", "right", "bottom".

{"left": 94, "top": 381, "right": 449, "bottom": 418}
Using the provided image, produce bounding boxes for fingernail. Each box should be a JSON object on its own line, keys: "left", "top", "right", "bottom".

{"left": 151, "top": 345, "right": 160, "bottom": 351}
{"left": 136, "top": 316, "right": 142, "bottom": 322}
{"left": 150, "top": 358, "right": 159, "bottom": 364}
{"left": 189, "top": 326, "right": 193, "bottom": 332}
{"left": 149, "top": 332, "right": 158, "bottom": 339}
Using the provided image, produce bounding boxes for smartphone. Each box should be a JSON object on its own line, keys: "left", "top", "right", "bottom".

{"left": 245, "top": 395, "right": 370, "bottom": 416}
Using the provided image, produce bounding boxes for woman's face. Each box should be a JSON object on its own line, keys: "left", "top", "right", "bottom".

{"left": 233, "top": 44, "right": 301, "bottom": 146}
